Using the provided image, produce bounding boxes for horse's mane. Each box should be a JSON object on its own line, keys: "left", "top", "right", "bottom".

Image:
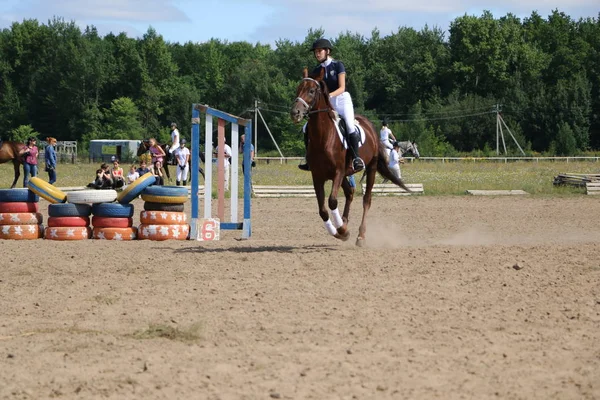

{"left": 306, "top": 68, "right": 336, "bottom": 120}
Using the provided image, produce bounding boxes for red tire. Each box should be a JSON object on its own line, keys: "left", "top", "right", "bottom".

{"left": 139, "top": 211, "right": 187, "bottom": 225}
{"left": 137, "top": 224, "right": 189, "bottom": 241}
{"left": 92, "top": 227, "right": 137, "bottom": 240}
{"left": 91, "top": 216, "right": 133, "bottom": 228}
{"left": 0, "top": 212, "right": 43, "bottom": 225}
{"left": 44, "top": 226, "right": 91, "bottom": 240}
{"left": 47, "top": 216, "right": 90, "bottom": 227}
{"left": 0, "top": 202, "right": 39, "bottom": 213}
{"left": 0, "top": 224, "right": 43, "bottom": 240}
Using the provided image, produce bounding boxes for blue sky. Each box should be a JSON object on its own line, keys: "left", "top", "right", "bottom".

{"left": 0, "top": 0, "right": 598, "bottom": 47}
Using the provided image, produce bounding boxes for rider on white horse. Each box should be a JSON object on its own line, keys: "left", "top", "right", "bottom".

{"left": 380, "top": 118, "right": 396, "bottom": 152}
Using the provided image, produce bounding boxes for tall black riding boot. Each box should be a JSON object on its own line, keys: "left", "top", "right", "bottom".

{"left": 348, "top": 132, "right": 365, "bottom": 172}
{"left": 176, "top": 180, "right": 180, "bottom": 186}
{"left": 298, "top": 130, "right": 310, "bottom": 171}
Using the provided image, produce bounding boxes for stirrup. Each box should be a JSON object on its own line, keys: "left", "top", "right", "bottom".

{"left": 298, "top": 163, "right": 310, "bottom": 171}
{"left": 352, "top": 157, "right": 365, "bottom": 172}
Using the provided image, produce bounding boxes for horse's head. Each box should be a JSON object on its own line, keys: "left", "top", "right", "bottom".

{"left": 290, "top": 68, "right": 331, "bottom": 123}
{"left": 137, "top": 139, "right": 150, "bottom": 157}
{"left": 409, "top": 141, "right": 420, "bottom": 159}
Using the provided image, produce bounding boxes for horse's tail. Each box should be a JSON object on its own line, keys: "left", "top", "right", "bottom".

{"left": 375, "top": 145, "right": 411, "bottom": 192}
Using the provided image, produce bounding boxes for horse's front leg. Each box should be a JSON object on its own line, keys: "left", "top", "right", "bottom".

{"left": 328, "top": 173, "right": 350, "bottom": 241}
{"left": 312, "top": 180, "right": 335, "bottom": 237}
{"left": 11, "top": 160, "right": 20, "bottom": 189}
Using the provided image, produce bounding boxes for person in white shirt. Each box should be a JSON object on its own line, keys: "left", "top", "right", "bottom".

{"left": 127, "top": 165, "right": 140, "bottom": 184}
{"left": 174, "top": 139, "right": 191, "bottom": 186}
{"left": 168, "top": 122, "right": 180, "bottom": 160}
{"left": 380, "top": 119, "right": 396, "bottom": 152}
{"left": 214, "top": 138, "right": 232, "bottom": 191}
{"left": 388, "top": 141, "right": 404, "bottom": 180}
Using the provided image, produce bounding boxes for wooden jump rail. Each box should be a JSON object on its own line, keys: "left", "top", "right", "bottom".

{"left": 253, "top": 183, "right": 424, "bottom": 198}
{"left": 586, "top": 182, "right": 600, "bottom": 195}
{"left": 253, "top": 185, "right": 316, "bottom": 198}
{"left": 361, "top": 183, "right": 424, "bottom": 196}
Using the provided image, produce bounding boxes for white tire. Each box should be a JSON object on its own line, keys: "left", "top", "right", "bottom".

{"left": 66, "top": 190, "right": 118, "bottom": 204}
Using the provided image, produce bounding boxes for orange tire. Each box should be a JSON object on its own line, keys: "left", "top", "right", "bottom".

{"left": 139, "top": 211, "right": 187, "bottom": 225}
{"left": 44, "top": 226, "right": 91, "bottom": 240}
{"left": 0, "top": 212, "right": 43, "bottom": 225}
{"left": 0, "top": 224, "right": 43, "bottom": 240}
{"left": 47, "top": 216, "right": 90, "bottom": 227}
{"left": 137, "top": 223, "right": 189, "bottom": 241}
{"left": 91, "top": 216, "right": 133, "bottom": 228}
{"left": 92, "top": 227, "right": 137, "bottom": 240}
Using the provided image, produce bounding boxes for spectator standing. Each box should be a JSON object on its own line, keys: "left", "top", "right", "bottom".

{"left": 148, "top": 138, "right": 166, "bottom": 165}
{"left": 20, "top": 137, "right": 39, "bottom": 188}
{"left": 214, "top": 138, "right": 232, "bottom": 191}
{"left": 388, "top": 141, "right": 404, "bottom": 180}
{"left": 174, "top": 138, "right": 190, "bottom": 186}
{"left": 44, "top": 137, "right": 57, "bottom": 184}
{"left": 239, "top": 134, "right": 255, "bottom": 176}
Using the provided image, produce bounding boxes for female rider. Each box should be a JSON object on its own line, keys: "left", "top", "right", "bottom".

{"left": 298, "top": 38, "right": 364, "bottom": 172}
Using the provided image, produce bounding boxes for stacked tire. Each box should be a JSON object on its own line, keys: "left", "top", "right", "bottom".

{"left": 0, "top": 188, "right": 43, "bottom": 240}
{"left": 91, "top": 203, "right": 136, "bottom": 240}
{"left": 138, "top": 185, "right": 189, "bottom": 240}
{"left": 46, "top": 203, "right": 92, "bottom": 240}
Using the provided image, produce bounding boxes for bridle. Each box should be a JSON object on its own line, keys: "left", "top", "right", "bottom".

{"left": 293, "top": 77, "right": 331, "bottom": 119}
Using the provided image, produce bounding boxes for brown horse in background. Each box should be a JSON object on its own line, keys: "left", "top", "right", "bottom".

{"left": 0, "top": 141, "right": 25, "bottom": 188}
{"left": 290, "top": 68, "right": 410, "bottom": 246}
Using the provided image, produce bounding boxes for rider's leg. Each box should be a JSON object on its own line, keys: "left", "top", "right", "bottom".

{"left": 335, "top": 93, "right": 364, "bottom": 172}
{"left": 298, "top": 123, "right": 309, "bottom": 171}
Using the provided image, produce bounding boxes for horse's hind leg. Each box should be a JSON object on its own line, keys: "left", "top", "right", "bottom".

{"left": 356, "top": 166, "right": 377, "bottom": 247}
{"left": 340, "top": 176, "right": 354, "bottom": 224}
{"left": 11, "top": 160, "right": 20, "bottom": 189}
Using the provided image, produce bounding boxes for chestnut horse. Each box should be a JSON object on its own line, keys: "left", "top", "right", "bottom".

{"left": 290, "top": 68, "right": 410, "bottom": 246}
{"left": 0, "top": 141, "right": 26, "bottom": 188}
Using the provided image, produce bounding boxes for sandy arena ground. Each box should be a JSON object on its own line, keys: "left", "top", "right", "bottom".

{"left": 0, "top": 195, "right": 599, "bottom": 399}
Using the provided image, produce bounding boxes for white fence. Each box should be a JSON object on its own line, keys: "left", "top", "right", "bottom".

{"left": 255, "top": 156, "right": 600, "bottom": 164}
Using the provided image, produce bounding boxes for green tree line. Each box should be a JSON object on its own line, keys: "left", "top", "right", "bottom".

{"left": 0, "top": 10, "right": 598, "bottom": 157}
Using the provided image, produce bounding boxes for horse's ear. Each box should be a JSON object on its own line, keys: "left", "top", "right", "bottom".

{"left": 317, "top": 67, "right": 325, "bottom": 81}
{"left": 302, "top": 68, "right": 308, "bottom": 78}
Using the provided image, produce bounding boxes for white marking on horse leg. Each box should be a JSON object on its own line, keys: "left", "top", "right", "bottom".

{"left": 331, "top": 208, "right": 343, "bottom": 229}
{"left": 324, "top": 219, "right": 337, "bottom": 236}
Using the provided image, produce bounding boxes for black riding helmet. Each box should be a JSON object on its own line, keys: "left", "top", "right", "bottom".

{"left": 311, "top": 38, "right": 333, "bottom": 51}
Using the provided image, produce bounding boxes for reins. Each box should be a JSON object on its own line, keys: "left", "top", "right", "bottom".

{"left": 295, "top": 77, "right": 332, "bottom": 118}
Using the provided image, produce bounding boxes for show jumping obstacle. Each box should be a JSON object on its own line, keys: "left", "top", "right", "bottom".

{"left": 190, "top": 104, "right": 252, "bottom": 240}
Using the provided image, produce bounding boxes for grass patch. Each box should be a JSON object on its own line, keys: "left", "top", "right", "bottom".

{"left": 1, "top": 159, "right": 598, "bottom": 196}
{"left": 130, "top": 323, "right": 203, "bottom": 342}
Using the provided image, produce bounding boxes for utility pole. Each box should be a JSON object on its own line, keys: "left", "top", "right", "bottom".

{"left": 254, "top": 99, "right": 258, "bottom": 157}
{"left": 494, "top": 104, "right": 525, "bottom": 156}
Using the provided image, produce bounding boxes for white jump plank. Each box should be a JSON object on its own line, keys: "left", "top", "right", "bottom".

{"left": 466, "top": 190, "right": 529, "bottom": 196}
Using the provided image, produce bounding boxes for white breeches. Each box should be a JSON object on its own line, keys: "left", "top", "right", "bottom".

{"left": 176, "top": 164, "right": 189, "bottom": 182}
{"left": 331, "top": 92, "right": 356, "bottom": 134}
{"left": 390, "top": 165, "right": 402, "bottom": 180}
{"left": 169, "top": 142, "right": 180, "bottom": 154}
{"left": 381, "top": 139, "right": 393, "bottom": 151}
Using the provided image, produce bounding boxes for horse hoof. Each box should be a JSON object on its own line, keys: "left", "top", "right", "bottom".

{"left": 335, "top": 230, "right": 351, "bottom": 241}
{"left": 355, "top": 237, "right": 366, "bottom": 247}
